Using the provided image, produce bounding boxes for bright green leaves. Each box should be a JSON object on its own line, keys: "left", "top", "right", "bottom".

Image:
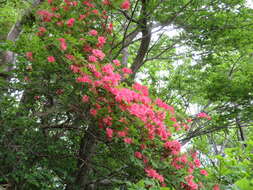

{"left": 234, "top": 178, "right": 253, "bottom": 190}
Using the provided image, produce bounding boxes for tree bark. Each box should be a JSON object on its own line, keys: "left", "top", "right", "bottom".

{"left": 66, "top": 125, "right": 98, "bottom": 190}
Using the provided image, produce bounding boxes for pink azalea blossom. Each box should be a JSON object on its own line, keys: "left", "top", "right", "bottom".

{"left": 89, "top": 29, "right": 98, "bottom": 36}
{"left": 47, "top": 56, "right": 55, "bottom": 62}
{"left": 92, "top": 49, "right": 105, "bottom": 60}
{"left": 58, "top": 38, "right": 67, "bottom": 51}
{"left": 213, "top": 184, "right": 220, "bottom": 190}
{"left": 106, "top": 128, "right": 113, "bottom": 138}
{"left": 194, "top": 159, "right": 201, "bottom": 168}
{"left": 124, "top": 137, "right": 133, "bottom": 144}
{"left": 134, "top": 152, "right": 142, "bottom": 159}
{"left": 88, "top": 55, "right": 97, "bottom": 63}
{"left": 113, "top": 59, "right": 121, "bottom": 66}
{"left": 82, "top": 95, "right": 89, "bottom": 102}
{"left": 90, "top": 109, "right": 97, "bottom": 116}
{"left": 67, "top": 18, "right": 75, "bottom": 27}
{"left": 200, "top": 169, "right": 208, "bottom": 176}
{"left": 122, "top": 67, "right": 132, "bottom": 74}
{"left": 121, "top": 0, "right": 130, "bottom": 10}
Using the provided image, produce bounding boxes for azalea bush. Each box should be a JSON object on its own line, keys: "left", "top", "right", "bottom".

{"left": 2, "top": 0, "right": 221, "bottom": 189}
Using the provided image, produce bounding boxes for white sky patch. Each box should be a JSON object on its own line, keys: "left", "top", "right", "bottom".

{"left": 246, "top": 0, "right": 253, "bottom": 8}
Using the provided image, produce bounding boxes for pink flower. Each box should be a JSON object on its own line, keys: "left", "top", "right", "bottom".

{"left": 26, "top": 52, "right": 33, "bottom": 60}
{"left": 113, "top": 59, "right": 121, "bottom": 66}
{"left": 134, "top": 152, "right": 142, "bottom": 159}
{"left": 89, "top": 29, "right": 98, "bottom": 36}
{"left": 65, "top": 54, "right": 74, "bottom": 60}
{"left": 117, "top": 131, "right": 127, "bottom": 137}
{"left": 124, "top": 137, "right": 133, "bottom": 144}
{"left": 121, "top": 0, "right": 130, "bottom": 10}
{"left": 92, "top": 49, "right": 105, "bottom": 60}
{"left": 67, "top": 18, "right": 75, "bottom": 27}
{"left": 70, "top": 65, "right": 80, "bottom": 73}
{"left": 48, "top": 0, "right": 53, "bottom": 4}
{"left": 76, "top": 75, "right": 92, "bottom": 83}
{"left": 90, "top": 109, "right": 97, "bottom": 116}
{"left": 122, "top": 67, "right": 132, "bottom": 74}
{"left": 82, "top": 95, "right": 89, "bottom": 102}
{"left": 106, "top": 128, "right": 113, "bottom": 138}
{"left": 164, "top": 140, "right": 181, "bottom": 155}
{"left": 102, "top": 0, "right": 111, "bottom": 5}
{"left": 145, "top": 168, "right": 164, "bottom": 183}
{"left": 103, "top": 116, "right": 112, "bottom": 126}
{"left": 34, "top": 95, "right": 40, "bottom": 100}
{"left": 58, "top": 38, "right": 67, "bottom": 51}
{"left": 92, "top": 9, "right": 99, "bottom": 14}
{"left": 213, "top": 184, "right": 220, "bottom": 190}
{"left": 72, "top": 1, "right": 78, "bottom": 6}
{"left": 88, "top": 55, "right": 97, "bottom": 63}
{"left": 102, "top": 64, "right": 114, "bottom": 75}
{"left": 47, "top": 56, "right": 55, "bottom": 62}
{"left": 98, "top": 36, "right": 106, "bottom": 44}
{"left": 194, "top": 159, "right": 201, "bottom": 168}
{"left": 197, "top": 112, "right": 211, "bottom": 120}
{"left": 200, "top": 169, "right": 208, "bottom": 176}
{"left": 38, "top": 27, "right": 47, "bottom": 36}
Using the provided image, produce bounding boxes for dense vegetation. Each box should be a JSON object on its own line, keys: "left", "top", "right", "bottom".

{"left": 0, "top": 0, "right": 252, "bottom": 189}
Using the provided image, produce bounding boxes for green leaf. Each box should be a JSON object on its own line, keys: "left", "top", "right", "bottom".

{"left": 235, "top": 178, "right": 251, "bottom": 190}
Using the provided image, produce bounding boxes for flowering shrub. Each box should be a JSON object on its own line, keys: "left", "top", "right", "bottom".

{"left": 21, "top": 0, "right": 213, "bottom": 189}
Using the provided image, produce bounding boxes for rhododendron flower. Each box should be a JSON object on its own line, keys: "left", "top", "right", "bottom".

{"left": 164, "top": 140, "right": 181, "bottom": 155}
{"left": 197, "top": 112, "right": 211, "bottom": 120}
{"left": 102, "top": 64, "right": 114, "bottom": 75}
{"left": 70, "top": 65, "right": 80, "bottom": 73}
{"left": 34, "top": 95, "right": 40, "bottom": 100}
{"left": 72, "top": 1, "right": 78, "bottom": 6}
{"left": 145, "top": 169, "right": 164, "bottom": 183}
{"left": 134, "top": 152, "right": 142, "bottom": 159}
{"left": 76, "top": 75, "right": 92, "bottom": 83}
{"left": 200, "top": 169, "right": 208, "bottom": 176}
{"left": 124, "top": 137, "right": 133, "bottom": 144}
{"left": 194, "top": 159, "right": 201, "bottom": 168}
{"left": 83, "top": 44, "right": 92, "bottom": 53}
{"left": 89, "top": 29, "right": 98, "bottom": 36}
{"left": 98, "top": 36, "right": 106, "bottom": 44}
{"left": 39, "top": 27, "right": 46, "bottom": 33}
{"left": 90, "top": 109, "right": 97, "bottom": 116}
{"left": 187, "top": 118, "right": 192, "bottom": 123}
{"left": 113, "top": 59, "right": 120, "bottom": 66}
{"left": 103, "top": 116, "right": 112, "bottom": 126}
{"left": 65, "top": 54, "right": 74, "bottom": 60}
{"left": 26, "top": 52, "right": 33, "bottom": 60}
{"left": 58, "top": 38, "right": 67, "bottom": 51}
{"left": 184, "top": 175, "right": 198, "bottom": 190}
{"left": 67, "top": 18, "right": 75, "bottom": 27}
{"left": 88, "top": 55, "right": 97, "bottom": 63}
{"left": 37, "top": 10, "right": 53, "bottom": 22}
{"left": 47, "top": 56, "right": 55, "bottom": 62}
{"left": 122, "top": 67, "right": 132, "bottom": 74}
{"left": 102, "top": 0, "right": 110, "bottom": 5}
{"left": 213, "top": 184, "right": 220, "bottom": 190}
{"left": 117, "top": 131, "right": 127, "bottom": 137}
{"left": 83, "top": 1, "right": 95, "bottom": 8}
{"left": 92, "top": 9, "right": 99, "bottom": 14}
{"left": 155, "top": 98, "right": 175, "bottom": 113}
{"left": 82, "top": 95, "right": 89, "bottom": 102}
{"left": 121, "top": 0, "right": 130, "bottom": 10}
{"left": 106, "top": 128, "right": 113, "bottom": 138}
{"left": 92, "top": 49, "right": 105, "bottom": 60}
